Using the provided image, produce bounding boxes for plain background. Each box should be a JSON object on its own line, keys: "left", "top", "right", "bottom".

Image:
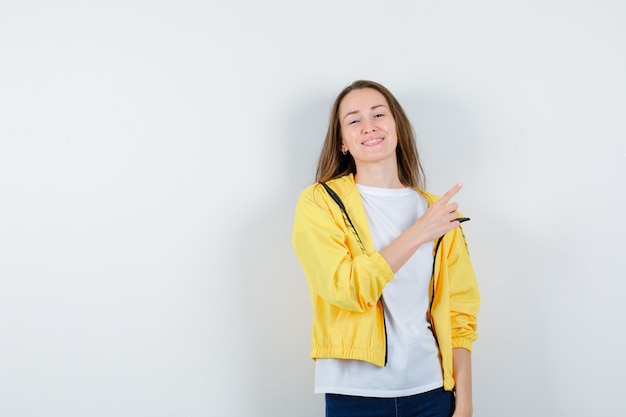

{"left": 1, "top": 1, "right": 625, "bottom": 416}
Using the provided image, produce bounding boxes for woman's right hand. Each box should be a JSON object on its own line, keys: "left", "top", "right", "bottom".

{"left": 411, "top": 183, "right": 464, "bottom": 244}
{"left": 379, "top": 183, "right": 464, "bottom": 273}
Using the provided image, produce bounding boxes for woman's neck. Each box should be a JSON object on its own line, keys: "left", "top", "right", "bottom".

{"left": 354, "top": 161, "right": 404, "bottom": 189}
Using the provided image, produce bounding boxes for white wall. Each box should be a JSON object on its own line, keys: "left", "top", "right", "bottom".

{"left": 1, "top": 1, "right": 625, "bottom": 416}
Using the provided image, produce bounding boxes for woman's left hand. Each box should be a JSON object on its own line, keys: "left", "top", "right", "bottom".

{"left": 451, "top": 407, "right": 472, "bottom": 417}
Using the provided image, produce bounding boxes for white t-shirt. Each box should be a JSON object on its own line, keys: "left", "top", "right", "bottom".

{"left": 314, "top": 184, "right": 442, "bottom": 397}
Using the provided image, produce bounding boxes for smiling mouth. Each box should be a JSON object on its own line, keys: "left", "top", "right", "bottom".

{"left": 362, "top": 137, "right": 383, "bottom": 146}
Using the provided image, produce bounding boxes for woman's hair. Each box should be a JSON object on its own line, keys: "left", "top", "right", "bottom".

{"left": 315, "top": 80, "right": 425, "bottom": 189}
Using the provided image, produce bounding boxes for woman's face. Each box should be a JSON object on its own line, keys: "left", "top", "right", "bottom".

{"left": 339, "top": 88, "right": 398, "bottom": 168}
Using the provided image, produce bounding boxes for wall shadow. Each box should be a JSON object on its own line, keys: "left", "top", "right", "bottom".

{"left": 235, "top": 89, "right": 330, "bottom": 416}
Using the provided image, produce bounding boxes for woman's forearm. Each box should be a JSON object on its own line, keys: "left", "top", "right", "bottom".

{"left": 452, "top": 348, "right": 473, "bottom": 417}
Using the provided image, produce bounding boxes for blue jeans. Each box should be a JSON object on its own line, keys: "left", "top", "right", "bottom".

{"left": 325, "top": 387, "right": 455, "bottom": 417}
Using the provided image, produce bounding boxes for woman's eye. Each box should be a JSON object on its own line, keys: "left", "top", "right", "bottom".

{"left": 348, "top": 119, "right": 359, "bottom": 125}
{"left": 374, "top": 113, "right": 384, "bottom": 118}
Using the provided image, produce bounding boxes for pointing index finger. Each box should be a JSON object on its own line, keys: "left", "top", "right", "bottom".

{"left": 438, "top": 182, "right": 463, "bottom": 206}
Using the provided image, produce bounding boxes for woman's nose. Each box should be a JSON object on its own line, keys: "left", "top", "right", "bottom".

{"left": 362, "top": 120, "right": 376, "bottom": 133}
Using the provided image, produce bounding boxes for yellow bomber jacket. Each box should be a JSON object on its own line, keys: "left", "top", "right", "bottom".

{"left": 292, "top": 174, "right": 480, "bottom": 391}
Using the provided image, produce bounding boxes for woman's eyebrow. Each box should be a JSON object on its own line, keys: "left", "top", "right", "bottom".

{"left": 342, "top": 104, "right": 387, "bottom": 120}
{"left": 370, "top": 104, "right": 387, "bottom": 112}
{"left": 342, "top": 110, "right": 360, "bottom": 120}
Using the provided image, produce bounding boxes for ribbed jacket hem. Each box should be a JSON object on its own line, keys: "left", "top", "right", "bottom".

{"left": 310, "top": 347, "right": 386, "bottom": 368}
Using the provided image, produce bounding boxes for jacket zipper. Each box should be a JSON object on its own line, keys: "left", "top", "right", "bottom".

{"left": 381, "top": 298, "right": 388, "bottom": 366}
{"left": 321, "top": 181, "right": 390, "bottom": 367}
{"left": 428, "top": 235, "right": 445, "bottom": 346}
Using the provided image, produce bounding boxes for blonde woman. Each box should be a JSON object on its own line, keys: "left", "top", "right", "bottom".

{"left": 292, "top": 80, "right": 480, "bottom": 417}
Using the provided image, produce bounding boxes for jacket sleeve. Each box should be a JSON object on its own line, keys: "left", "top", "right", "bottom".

{"left": 292, "top": 185, "right": 394, "bottom": 313}
{"left": 446, "top": 225, "right": 480, "bottom": 351}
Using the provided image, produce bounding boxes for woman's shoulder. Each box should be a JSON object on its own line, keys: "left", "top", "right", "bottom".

{"left": 325, "top": 174, "right": 356, "bottom": 195}
{"left": 299, "top": 174, "right": 356, "bottom": 200}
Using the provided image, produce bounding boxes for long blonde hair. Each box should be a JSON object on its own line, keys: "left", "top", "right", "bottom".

{"left": 315, "top": 80, "right": 425, "bottom": 189}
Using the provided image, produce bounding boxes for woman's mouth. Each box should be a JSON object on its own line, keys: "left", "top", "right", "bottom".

{"left": 362, "top": 137, "right": 383, "bottom": 146}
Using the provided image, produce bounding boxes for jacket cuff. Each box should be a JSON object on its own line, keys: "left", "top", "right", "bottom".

{"left": 370, "top": 251, "right": 395, "bottom": 283}
{"left": 451, "top": 337, "right": 474, "bottom": 353}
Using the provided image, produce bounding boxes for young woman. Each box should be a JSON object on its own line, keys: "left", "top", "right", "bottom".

{"left": 292, "top": 80, "right": 480, "bottom": 417}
